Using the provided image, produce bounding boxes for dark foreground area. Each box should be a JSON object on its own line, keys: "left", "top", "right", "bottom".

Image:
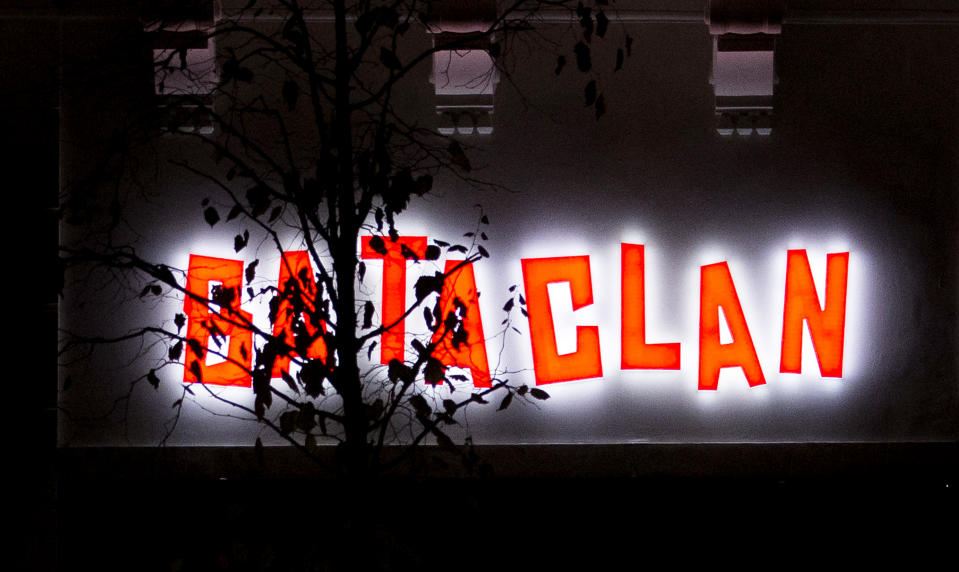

{"left": 39, "top": 444, "right": 958, "bottom": 571}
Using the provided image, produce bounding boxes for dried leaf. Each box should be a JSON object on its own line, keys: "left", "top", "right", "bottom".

{"left": 362, "top": 300, "right": 374, "bottom": 329}
{"left": 425, "top": 357, "right": 445, "bottom": 385}
{"left": 434, "top": 430, "right": 457, "bottom": 452}
{"left": 410, "top": 394, "right": 431, "bottom": 417}
{"left": 595, "top": 94, "right": 606, "bottom": 119}
{"left": 281, "top": 370, "right": 298, "bottom": 393}
{"left": 451, "top": 327, "right": 468, "bottom": 349}
{"left": 411, "top": 338, "right": 427, "bottom": 357}
{"left": 279, "top": 410, "right": 296, "bottom": 435}
{"left": 300, "top": 360, "right": 327, "bottom": 398}
{"left": 368, "top": 235, "right": 387, "bottom": 255}
{"left": 414, "top": 272, "right": 444, "bottom": 301}
{"left": 574, "top": 42, "right": 591, "bottom": 72}
{"left": 596, "top": 10, "right": 609, "bottom": 38}
{"left": 380, "top": 47, "right": 402, "bottom": 70}
{"left": 579, "top": 5, "right": 593, "bottom": 41}
{"left": 447, "top": 141, "right": 471, "bottom": 172}
{"left": 189, "top": 360, "right": 203, "bottom": 381}
{"left": 169, "top": 340, "right": 183, "bottom": 361}
{"left": 203, "top": 206, "right": 220, "bottom": 226}
{"left": 400, "top": 243, "right": 420, "bottom": 262}
{"left": 387, "top": 359, "right": 413, "bottom": 383}
{"left": 234, "top": 233, "right": 247, "bottom": 252}
{"left": 530, "top": 387, "right": 550, "bottom": 400}
{"left": 443, "top": 399, "right": 457, "bottom": 416}
{"left": 268, "top": 205, "right": 283, "bottom": 222}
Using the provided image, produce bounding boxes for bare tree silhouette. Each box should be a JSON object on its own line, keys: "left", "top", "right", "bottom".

{"left": 59, "top": 0, "right": 631, "bottom": 478}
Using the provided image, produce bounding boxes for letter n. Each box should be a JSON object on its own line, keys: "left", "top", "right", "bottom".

{"left": 780, "top": 250, "right": 849, "bottom": 377}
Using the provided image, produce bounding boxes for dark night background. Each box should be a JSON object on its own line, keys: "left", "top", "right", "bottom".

{"left": 3, "top": 1, "right": 957, "bottom": 570}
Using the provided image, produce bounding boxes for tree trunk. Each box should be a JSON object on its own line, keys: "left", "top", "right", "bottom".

{"left": 332, "top": 0, "right": 368, "bottom": 479}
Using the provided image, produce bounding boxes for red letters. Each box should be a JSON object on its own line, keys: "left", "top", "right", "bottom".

{"left": 181, "top": 240, "right": 851, "bottom": 393}
{"left": 430, "top": 260, "right": 492, "bottom": 387}
{"left": 361, "top": 236, "right": 427, "bottom": 364}
{"left": 621, "top": 243, "right": 681, "bottom": 370}
{"left": 271, "top": 251, "right": 328, "bottom": 378}
{"left": 184, "top": 255, "right": 253, "bottom": 387}
{"left": 699, "top": 261, "right": 765, "bottom": 390}
{"left": 780, "top": 250, "right": 849, "bottom": 377}
{"left": 522, "top": 255, "right": 603, "bottom": 384}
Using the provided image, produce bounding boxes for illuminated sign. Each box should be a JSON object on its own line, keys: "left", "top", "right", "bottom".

{"left": 182, "top": 239, "right": 850, "bottom": 391}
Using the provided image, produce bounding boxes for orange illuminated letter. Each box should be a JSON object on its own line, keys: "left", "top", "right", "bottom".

{"left": 271, "top": 251, "right": 328, "bottom": 378}
{"left": 361, "top": 236, "right": 427, "bottom": 364}
{"left": 699, "top": 262, "right": 765, "bottom": 390}
{"left": 430, "top": 260, "right": 491, "bottom": 387}
{"left": 184, "top": 255, "right": 253, "bottom": 387}
{"left": 621, "top": 243, "right": 681, "bottom": 369}
{"left": 780, "top": 250, "right": 849, "bottom": 377}
{"left": 521, "top": 255, "right": 602, "bottom": 384}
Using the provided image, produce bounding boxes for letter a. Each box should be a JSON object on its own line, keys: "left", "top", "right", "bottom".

{"left": 699, "top": 261, "right": 765, "bottom": 390}
{"left": 430, "top": 260, "right": 492, "bottom": 387}
{"left": 271, "top": 251, "right": 328, "bottom": 378}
